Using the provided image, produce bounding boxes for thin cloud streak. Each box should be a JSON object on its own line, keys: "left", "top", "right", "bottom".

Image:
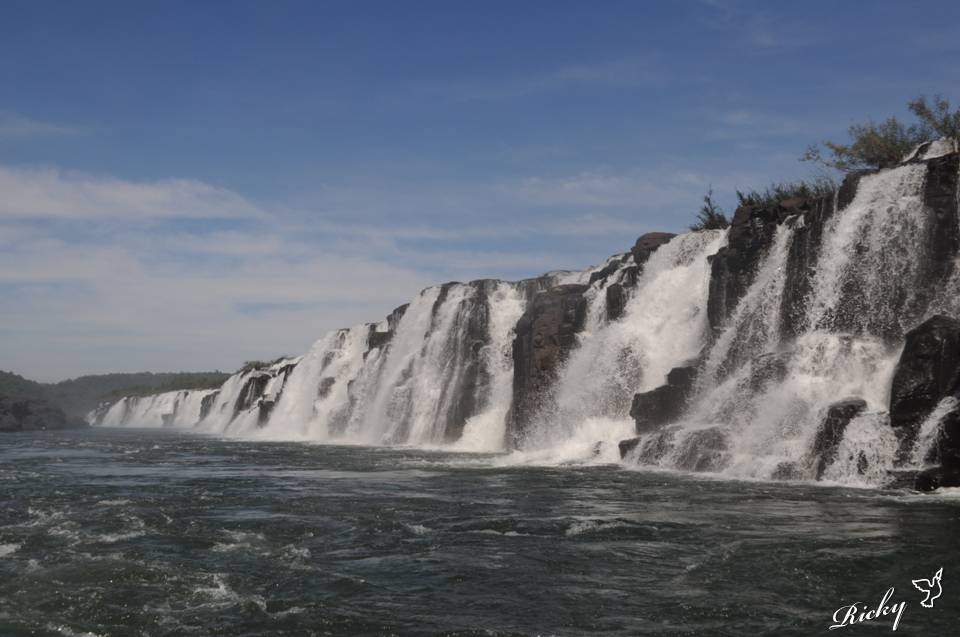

{"left": 0, "top": 165, "right": 264, "bottom": 220}
{"left": 0, "top": 111, "right": 88, "bottom": 139}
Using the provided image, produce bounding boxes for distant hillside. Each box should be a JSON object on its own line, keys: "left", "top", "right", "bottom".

{"left": 0, "top": 371, "right": 81, "bottom": 431}
{"left": 0, "top": 370, "right": 231, "bottom": 430}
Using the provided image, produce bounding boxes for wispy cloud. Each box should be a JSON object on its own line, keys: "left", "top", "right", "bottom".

{"left": 697, "top": 0, "right": 817, "bottom": 51}
{"left": 433, "top": 57, "right": 662, "bottom": 102}
{"left": 711, "top": 109, "right": 806, "bottom": 137}
{"left": 0, "top": 165, "right": 263, "bottom": 220}
{"left": 0, "top": 111, "right": 87, "bottom": 139}
{"left": 0, "top": 158, "right": 777, "bottom": 381}
{"left": 497, "top": 170, "right": 703, "bottom": 208}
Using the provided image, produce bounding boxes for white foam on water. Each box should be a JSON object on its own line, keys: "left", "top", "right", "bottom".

{"left": 0, "top": 543, "right": 21, "bottom": 558}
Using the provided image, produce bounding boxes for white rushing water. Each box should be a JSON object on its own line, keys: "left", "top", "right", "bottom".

{"left": 698, "top": 222, "right": 796, "bottom": 390}
{"left": 98, "top": 389, "right": 219, "bottom": 428}
{"left": 454, "top": 282, "right": 526, "bottom": 452}
{"left": 512, "top": 230, "right": 727, "bottom": 459}
{"left": 626, "top": 161, "right": 932, "bottom": 485}
{"left": 910, "top": 396, "right": 959, "bottom": 467}
{"left": 102, "top": 280, "right": 539, "bottom": 450}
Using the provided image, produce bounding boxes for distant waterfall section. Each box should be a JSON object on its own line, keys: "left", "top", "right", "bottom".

{"left": 90, "top": 145, "right": 960, "bottom": 489}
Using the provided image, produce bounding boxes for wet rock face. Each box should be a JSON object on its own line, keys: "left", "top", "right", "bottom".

{"left": 507, "top": 284, "right": 588, "bottom": 447}
{"left": 617, "top": 436, "right": 642, "bottom": 459}
{"left": 707, "top": 201, "right": 794, "bottom": 333}
{"left": 810, "top": 398, "right": 867, "bottom": 479}
{"left": 628, "top": 365, "right": 698, "bottom": 435}
{"left": 234, "top": 373, "right": 272, "bottom": 414}
{"left": 915, "top": 464, "right": 960, "bottom": 491}
{"left": 889, "top": 315, "right": 960, "bottom": 438}
{"left": 748, "top": 351, "right": 791, "bottom": 392}
{"left": 922, "top": 153, "right": 960, "bottom": 290}
{"left": 440, "top": 280, "right": 494, "bottom": 442}
{"left": 778, "top": 196, "right": 840, "bottom": 339}
{"left": 631, "top": 232, "right": 676, "bottom": 265}
{"left": 199, "top": 391, "right": 219, "bottom": 421}
{"left": 674, "top": 426, "right": 728, "bottom": 472}
{"left": 888, "top": 314, "right": 960, "bottom": 485}
{"left": 605, "top": 283, "right": 627, "bottom": 321}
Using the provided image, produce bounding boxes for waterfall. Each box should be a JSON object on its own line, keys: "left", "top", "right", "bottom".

{"left": 629, "top": 161, "right": 932, "bottom": 484}
{"left": 819, "top": 412, "right": 899, "bottom": 487}
{"left": 90, "top": 148, "right": 959, "bottom": 487}
{"left": 698, "top": 222, "right": 796, "bottom": 389}
{"left": 96, "top": 388, "right": 219, "bottom": 428}
{"left": 804, "top": 164, "right": 929, "bottom": 337}
{"left": 909, "top": 396, "right": 958, "bottom": 467}
{"left": 103, "top": 279, "right": 539, "bottom": 449}
{"left": 512, "top": 230, "right": 726, "bottom": 458}
{"left": 454, "top": 282, "right": 526, "bottom": 452}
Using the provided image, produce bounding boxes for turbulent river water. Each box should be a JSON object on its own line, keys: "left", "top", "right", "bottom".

{"left": 2, "top": 428, "right": 959, "bottom": 636}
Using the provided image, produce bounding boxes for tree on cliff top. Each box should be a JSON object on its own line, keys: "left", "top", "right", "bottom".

{"left": 802, "top": 94, "right": 959, "bottom": 171}
{"left": 908, "top": 95, "right": 960, "bottom": 139}
{"left": 689, "top": 187, "right": 729, "bottom": 231}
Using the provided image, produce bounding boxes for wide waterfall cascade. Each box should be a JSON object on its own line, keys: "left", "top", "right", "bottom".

{"left": 89, "top": 150, "right": 960, "bottom": 488}
{"left": 628, "top": 161, "right": 935, "bottom": 485}
{"left": 114, "top": 279, "right": 545, "bottom": 449}
{"left": 514, "top": 230, "right": 727, "bottom": 457}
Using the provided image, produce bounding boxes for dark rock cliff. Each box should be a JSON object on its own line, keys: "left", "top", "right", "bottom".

{"left": 810, "top": 398, "right": 868, "bottom": 479}
{"left": 888, "top": 315, "right": 960, "bottom": 489}
{"left": 506, "top": 284, "right": 589, "bottom": 447}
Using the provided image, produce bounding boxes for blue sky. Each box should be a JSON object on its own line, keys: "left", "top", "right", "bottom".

{"left": 1, "top": 0, "right": 958, "bottom": 381}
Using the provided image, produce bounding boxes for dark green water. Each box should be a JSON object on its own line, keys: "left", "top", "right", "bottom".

{"left": 1, "top": 428, "right": 959, "bottom": 636}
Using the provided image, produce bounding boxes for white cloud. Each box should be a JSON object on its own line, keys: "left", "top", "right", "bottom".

{"left": 0, "top": 165, "right": 263, "bottom": 220}
{"left": 0, "top": 159, "right": 768, "bottom": 381}
{"left": 0, "top": 222, "right": 435, "bottom": 381}
{"left": 499, "top": 170, "right": 703, "bottom": 208}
